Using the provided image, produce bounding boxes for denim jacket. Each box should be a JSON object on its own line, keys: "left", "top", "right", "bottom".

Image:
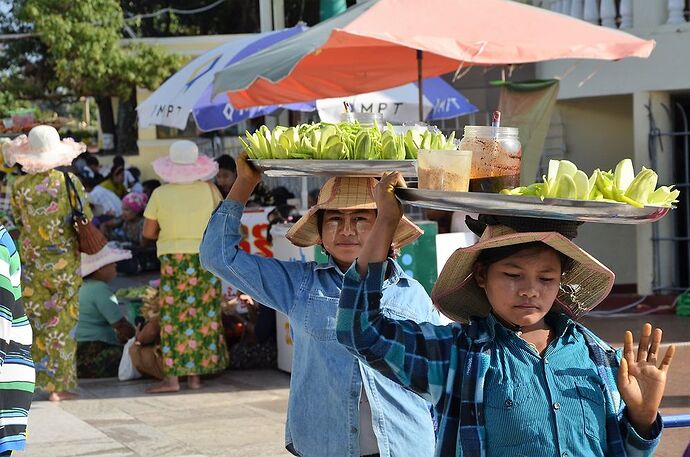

{"left": 200, "top": 200, "right": 440, "bottom": 457}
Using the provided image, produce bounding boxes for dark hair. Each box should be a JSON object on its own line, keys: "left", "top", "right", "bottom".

{"left": 84, "top": 155, "right": 99, "bottom": 167}
{"left": 266, "top": 205, "right": 302, "bottom": 243}
{"left": 271, "top": 186, "right": 294, "bottom": 207}
{"left": 112, "top": 155, "right": 125, "bottom": 169}
{"left": 215, "top": 154, "right": 236, "bottom": 172}
{"left": 129, "top": 166, "right": 141, "bottom": 181}
{"left": 475, "top": 241, "right": 573, "bottom": 274}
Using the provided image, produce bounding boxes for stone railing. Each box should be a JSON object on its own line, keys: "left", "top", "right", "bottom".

{"left": 543, "top": 0, "right": 689, "bottom": 29}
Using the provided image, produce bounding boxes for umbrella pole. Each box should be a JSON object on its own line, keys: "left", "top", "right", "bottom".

{"left": 417, "top": 49, "right": 424, "bottom": 122}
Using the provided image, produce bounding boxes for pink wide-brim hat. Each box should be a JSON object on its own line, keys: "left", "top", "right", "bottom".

{"left": 152, "top": 140, "right": 218, "bottom": 183}
{"left": 4, "top": 125, "right": 86, "bottom": 173}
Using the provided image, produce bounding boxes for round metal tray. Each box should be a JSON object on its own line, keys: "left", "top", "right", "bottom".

{"left": 249, "top": 159, "right": 416, "bottom": 177}
{"left": 395, "top": 188, "right": 671, "bottom": 224}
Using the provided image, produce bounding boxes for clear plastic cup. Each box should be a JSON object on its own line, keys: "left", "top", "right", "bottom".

{"left": 417, "top": 149, "right": 473, "bottom": 192}
{"left": 340, "top": 112, "right": 384, "bottom": 126}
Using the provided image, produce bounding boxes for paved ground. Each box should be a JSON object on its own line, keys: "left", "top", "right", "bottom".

{"left": 23, "top": 271, "right": 690, "bottom": 456}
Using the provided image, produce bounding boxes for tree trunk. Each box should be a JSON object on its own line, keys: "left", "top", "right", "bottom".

{"left": 116, "top": 87, "right": 139, "bottom": 155}
{"left": 95, "top": 96, "right": 116, "bottom": 153}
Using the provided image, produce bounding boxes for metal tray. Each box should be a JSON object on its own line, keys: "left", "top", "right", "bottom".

{"left": 395, "top": 188, "right": 671, "bottom": 224}
{"left": 249, "top": 159, "right": 416, "bottom": 177}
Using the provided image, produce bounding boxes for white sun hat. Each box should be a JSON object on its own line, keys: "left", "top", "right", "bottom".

{"left": 80, "top": 244, "right": 132, "bottom": 277}
{"left": 4, "top": 125, "right": 86, "bottom": 173}
{"left": 152, "top": 140, "right": 218, "bottom": 183}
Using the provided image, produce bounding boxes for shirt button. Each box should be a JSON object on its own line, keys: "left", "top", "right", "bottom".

{"left": 504, "top": 399, "right": 513, "bottom": 407}
{"left": 544, "top": 358, "right": 549, "bottom": 364}
{"left": 562, "top": 452, "right": 569, "bottom": 457}
{"left": 553, "top": 402, "right": 561, "bottom": 410}
{"left": 351, "top": 426, "right": 358, "bottom": 433}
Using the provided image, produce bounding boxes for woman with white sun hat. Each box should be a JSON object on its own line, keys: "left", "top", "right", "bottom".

{"left": 6, "top": 125, "right": 90, "bottom": 401}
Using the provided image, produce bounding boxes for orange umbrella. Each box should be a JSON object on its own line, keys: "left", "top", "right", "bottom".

{"left": 214, "top": 0, "right": 654, "bottom": 117}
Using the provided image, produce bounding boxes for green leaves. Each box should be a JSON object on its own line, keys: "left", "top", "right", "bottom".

{"left": 502, "top": 159, "right": 680, "bottom": 208}
{"left": 243, "top": 122, "right": 457, "bottom": 161}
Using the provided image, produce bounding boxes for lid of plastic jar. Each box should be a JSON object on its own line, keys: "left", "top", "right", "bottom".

{"left": 463, "top": 125, "right": 519, "bottom": 138}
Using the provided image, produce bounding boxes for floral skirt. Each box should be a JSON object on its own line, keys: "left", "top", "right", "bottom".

{"left": 159, "top": 253, "right": 228, "bottom": 377}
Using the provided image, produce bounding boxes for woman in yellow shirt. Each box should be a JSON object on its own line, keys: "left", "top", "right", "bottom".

{"left": 143, "top": 140, "right": 228, "bottom": 393}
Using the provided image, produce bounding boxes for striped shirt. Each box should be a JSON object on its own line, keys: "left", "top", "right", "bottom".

{"left": 336, "top": 262, "right": 662, "bottom": 457}
{"left": 0, "top": 225, "right": 34, "bottom": 453}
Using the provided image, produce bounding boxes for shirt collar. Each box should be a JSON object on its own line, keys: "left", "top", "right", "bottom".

{"left": 486, "top": 310, "right": 576, "bottom": 341}
{"left": 314, "top": 257, "right": 409, "bottom": 287}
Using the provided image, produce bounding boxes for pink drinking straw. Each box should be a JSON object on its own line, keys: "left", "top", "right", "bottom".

{"left": 491, "top": 110, "right": 501, "bottom": 127}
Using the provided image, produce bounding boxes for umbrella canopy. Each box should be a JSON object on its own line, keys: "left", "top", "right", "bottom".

{"left": 213, "top": 0, "right": 655, "bottom": 109}
{"left": 316, "top": 76, "right": 477, "bottom": 123}
{"left": 137, "top": 25, "right": 308, "bottom": 131}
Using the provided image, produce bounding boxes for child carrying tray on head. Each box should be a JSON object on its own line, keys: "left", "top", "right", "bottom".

{"left": 199, "top": 153, "right": 440, "bottom": 457}
{"left": 337, "top": 172, "right": 675, "bottom": 457}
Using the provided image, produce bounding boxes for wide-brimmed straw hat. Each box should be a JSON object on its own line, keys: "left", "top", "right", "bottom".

{"left": 152, "top": 140, "right": 218, "bottom": 183}
{"left": 4, "top": 125, "right": 86, "bottom": 174}
{"left": 80, "top": 245, "right": 132, "bottom": 277}
{"left": 286, "top": 177, "right": 423, "bottom": 249}
{"left": 431, "top": 217, "right": 614, "bottom": 322}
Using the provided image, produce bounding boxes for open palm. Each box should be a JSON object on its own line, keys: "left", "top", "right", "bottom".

{"left": 617, "top": 323, "right": 675, "bottom": 428}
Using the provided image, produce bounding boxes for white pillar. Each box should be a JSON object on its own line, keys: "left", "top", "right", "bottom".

{"left": 273, "top": 0, "right": 285, "bottom": 29}
{"left": 259, "top": 0, "right": 273, "bottom": 32}
{"left": 570, "top": 0, "right": 585, "bottom": 19}
{"left": 667, "top": 0, "right": 686, "bottom": 24}
{"left": 584, "top": 0, "right": 600, "bottom": 24}
{"left": 619, "top": 0, "right": 633, "bottom": 28}
{"left": 563, "top": 0, "right": 573, "bottom": 16}
{"left": 600, "top": 0, "right": 618, "bottom": 27}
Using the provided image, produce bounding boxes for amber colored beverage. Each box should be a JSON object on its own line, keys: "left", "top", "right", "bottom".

{"left": 469, "top": 174, "right": 521, "bottom": 193}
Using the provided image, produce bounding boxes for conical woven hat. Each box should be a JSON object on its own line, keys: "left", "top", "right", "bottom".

{"left": 431, "top": 224, "right": 614, "bottom": 322}
{"left": 286, "top": 176, "right": 422, "bottom": 248}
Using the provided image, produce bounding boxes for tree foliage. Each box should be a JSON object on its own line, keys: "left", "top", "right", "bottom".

{"left": 18, "top": 0, "right": 184, "bottom": 99}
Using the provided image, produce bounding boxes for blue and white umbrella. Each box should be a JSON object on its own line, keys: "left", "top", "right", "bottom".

{"left": 137, "top": 25, "right": 309, "bottom": 132}
{"left": 316, "top": 76, "right": 477, "bottom": 124}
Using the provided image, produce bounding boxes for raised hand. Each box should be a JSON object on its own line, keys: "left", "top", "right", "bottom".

{"left": 373, "top": 172, "right": 406, "bottom": 224}
{"left": 228, "top": 151, "right": 263, "bottom": 203}
{"left": 617, "top": 323, "right": 675, "bottom": 437}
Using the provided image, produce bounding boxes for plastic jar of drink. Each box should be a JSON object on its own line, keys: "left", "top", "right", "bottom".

{"left": 340, "top": 112, "right": 384, "bottom": 126}
{"left": 458, "top": 126, "right": 522, "bottom": 193}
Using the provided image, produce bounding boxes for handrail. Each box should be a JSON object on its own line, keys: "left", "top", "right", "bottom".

{"left": 662, "top": 414, "right": 690, "bottom": 428}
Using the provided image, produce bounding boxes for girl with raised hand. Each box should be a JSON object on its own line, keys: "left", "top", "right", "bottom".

{"left": 337, "top": 171, "right": 674, "bottom": 457}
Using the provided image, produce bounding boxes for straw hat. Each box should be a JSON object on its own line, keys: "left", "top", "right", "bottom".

{"left": 80, "top": 245, "right": 132, "bottom": 277}
{"left": 152, "top": 140, "right": 218, "bottom": 183}
{"left": 4, "top": 125, "right": 86, "bottom": 173}
{"left": 286, "top": 176, "right": 422, "bottom": 249}
{"left": 431, "top": 223, "right": 615, "bottom": 322}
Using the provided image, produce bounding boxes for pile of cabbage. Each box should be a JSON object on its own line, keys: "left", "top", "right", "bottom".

{"left": 502, "top": 159, "right": 680, "bottom": 208}
{"left": 240, "top": 122, "right": 456, "bottom": 160}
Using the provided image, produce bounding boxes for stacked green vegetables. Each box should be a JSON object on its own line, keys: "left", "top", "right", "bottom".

{"left": 240, "top": 122, "right": 456, "bottom": 160}
{"left": 502, "top": 159, "right": 680, "bottom": 208}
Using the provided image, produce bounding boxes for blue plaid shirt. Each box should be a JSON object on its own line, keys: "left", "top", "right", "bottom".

{"left": 336, "top": 261, "right": 663, "bottom": 457}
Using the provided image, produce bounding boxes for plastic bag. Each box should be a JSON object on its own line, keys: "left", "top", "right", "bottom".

{"left": 118, "top": 337, "right": 142, "bottom": 381}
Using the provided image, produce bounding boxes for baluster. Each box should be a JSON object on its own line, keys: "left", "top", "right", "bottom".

{"left": 563, "top": 0, "right": 573, "bottom": 16}
{"left": 619, "top": 0, "right": 633, "bottom": 28}
{"left": 570, "top": 0, "right": 585, "bottom": 18}
{"left": 584, "top": 0, "right": 600, "bottom": 24}
{"left": 600, "top": 0, "right": 617, "bottom": 27}
{"left": 667, "top": 0, "right": 685, "bottom": 24}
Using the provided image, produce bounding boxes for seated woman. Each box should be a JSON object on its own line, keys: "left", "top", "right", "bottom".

{"left": 102, "top": 192, "right": 158, "bottom": 274}
{"left": 76, "top": 245, "right": 136, "bottom": 378}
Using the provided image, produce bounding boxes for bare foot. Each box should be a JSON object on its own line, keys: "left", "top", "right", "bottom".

{"left": 188, "top": 375, "right": 202, "bottom": 390}
{"left": 48, "top": 391, "right": 78, "bottom": 402}
{"left": 146, "top": 377, "right": 180, "bottom": 394}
